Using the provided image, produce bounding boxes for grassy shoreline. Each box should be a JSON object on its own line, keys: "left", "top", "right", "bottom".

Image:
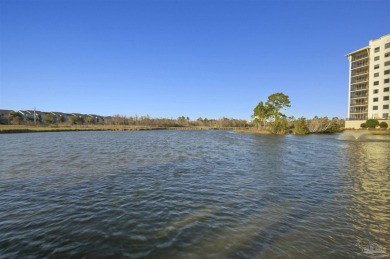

{"left": 232, "top": 128, "right": 272, "bottom": 134}
{"left": 0, "top": 125, "right": 235, "bottom": 134}
{"left": 2, "top": 125, "right": 389, "bottom": 135}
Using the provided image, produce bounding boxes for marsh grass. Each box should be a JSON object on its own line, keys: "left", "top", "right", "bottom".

{"left": 0, "top": 125, "right": 233, "bottom": 133}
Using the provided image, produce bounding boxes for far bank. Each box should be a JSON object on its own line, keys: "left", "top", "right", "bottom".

{"left": 0, "top": 125, "right": 236, "bottom": 134}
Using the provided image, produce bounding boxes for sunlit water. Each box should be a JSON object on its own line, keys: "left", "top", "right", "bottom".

{"left": 0, "top": 130, "right": 389, "bottom": 258}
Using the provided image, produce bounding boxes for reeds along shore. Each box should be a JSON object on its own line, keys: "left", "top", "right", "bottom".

{"left": 1, "top": 124, "right": 389, "bottom": 135}
{"left": 0, "top": 125, "right": 239, "bottom": 134}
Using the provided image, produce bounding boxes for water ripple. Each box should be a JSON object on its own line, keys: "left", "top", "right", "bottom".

{"left": 0, "top": 131, "right": 389, "bottom": 258}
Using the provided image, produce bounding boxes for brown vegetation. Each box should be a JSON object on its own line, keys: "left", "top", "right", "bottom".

{"left": 0, "top": 116, "right": 249, "bottom": 134}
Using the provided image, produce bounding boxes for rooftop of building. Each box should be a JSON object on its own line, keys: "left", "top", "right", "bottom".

{"left": 345, "top": 33, "right": 390, "bottom": 57}
{"left": 345, "top": 46, "right": 369, "bottom": 57}
{"left": 369, "top": 33, "right": 390, "bottom": 44}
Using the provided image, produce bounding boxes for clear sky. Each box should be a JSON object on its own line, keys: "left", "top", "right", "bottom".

{"left": 0, "top": 0, "right": 389, "bottom": 120}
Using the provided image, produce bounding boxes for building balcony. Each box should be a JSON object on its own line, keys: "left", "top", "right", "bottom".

{"left": 350, "top": 82, "right": 368, "bottom": 91}
{"left": 351, "top": 66, "right": 369, "bottom": 74}
{"left": 351, "top": 79, "right": 369, "bottom": 84}
{"left": 351, "top": 87, "right": 367, "bottom": 91}
{"left": 351, "top": 55, "right": 369, "bottom": 62}
{"left": 350, "top": 75, "right": 369, "bottom": 83}
{"left": 351, "top": 72, "right": 369, "bottom": 77}
{"left": 350, "top": 110, "right": 368, "bottom": 114}
{"left": 350, "top": 98, "right": 368, "bottom": 103}
{"left": 350, "top": 95, "right": 368, "bottom": 99}
{"left": 351, "top": 64, "right": 369, "bottom": 70}
{"left": 350, "top": 104, "right": 368, "bottom": 108}
{"left": 348, "top": 114, "right": 368, "bottom": 120}
{"left": 350, "top": 106, "right": 368, "bottom": 111}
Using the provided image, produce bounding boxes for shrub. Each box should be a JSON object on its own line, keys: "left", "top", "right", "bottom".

{"left": 8, "top": 112, "right": 23, "bottom": 125}
{"left": 379, "top": 121, "right": 388, "bottom": 129}
{"left": 324, "top": 118, "right": 343, "bottom": 133}
{"left": 10, "top": 116, "right": 22, "bottom": 125}
{"left": 85, "top": 116, "right": 95, "bottom": 124}
{"left": 365, "top": 119, "right": 379, "bottom": 128}
{"left": 43, "top": 114, "right": 57, "bottom": 124}
{"left": 293, "top": 117, "right": 309, "bottom": 135}
{"left": 360, "top": 123, "right": 367, "bottom": 128}
{"left": 68, "top": 115, "right": 83, "bottom": 125}
{"left": 270, "top": 118, "right": 289, "bottom": 134}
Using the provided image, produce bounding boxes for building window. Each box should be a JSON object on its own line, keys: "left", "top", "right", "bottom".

{"left": 383, "top": 113, "right": 389, "bottom": 119}
{"left": 384, "top": 87, "right": 389, "bottom": 92}
{"left": 386, "top": 43, "right": 390, "bottom": 49}
{"left": 385, "top": 61, "right": 390, "bottom": 66}
{"left": 385, "top": 52, "right": 390, "bottom": 58}
{"left": 373, "top": 106, "right": 378, "bottom": 110}
{"left": 373, "top": 89, "right": 379, "bottom": 94}
{"left": 384, "top": 105, "right": 389, "bottom": 109}
{"left": 374, "top": 81, "right": 379, "bottom": 86}
{"left": 385, "top": 79, "right": 390, "bottom": 83}
{"left": 384, "top": 96, "right": 390, "bottom": 101}
{"left": 374, "top": 73, "right": 379, "bottom": 77}
{"left": 373, "top": 97, "right": 378, "bottom": 102}
{"left": 374, "top": 56, "right": 380, "bottom": 61}
{"left": 385, "top": 70, "right": 390, "bottom": 75}
{"left": 374, "top": 64, "right": 380, "bottom": 69}
{"left": 375, "top": 47, "right": 380, "bottom": 53}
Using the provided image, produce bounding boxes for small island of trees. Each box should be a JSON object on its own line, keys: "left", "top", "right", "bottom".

{"left": 253, "top": 92, "right": 345, "bottom": 135}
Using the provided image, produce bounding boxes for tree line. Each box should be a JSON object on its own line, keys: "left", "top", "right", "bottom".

{"left": 3, "top": 111, "right": 248, "bottom": 128}
{"left": 107, "top": 115, "right": 248, "bottom": 128}
{"left": 253, "top": 92, "right": 345, "bottom": 134}
{"left": 6, "top": 92, "right": 386, "bottom": 133}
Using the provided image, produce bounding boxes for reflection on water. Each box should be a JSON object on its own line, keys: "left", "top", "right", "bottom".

{"left": 338, "top": 131, "right": 390, "bottom": 142}
{"left": 343, "top": 138, "right": 390, "bottom": 257}
{"left": 0, "top": 131, "right": 389, "bottom": 258}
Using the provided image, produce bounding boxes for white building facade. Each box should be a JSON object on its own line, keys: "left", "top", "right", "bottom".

{"left": 346, "top": 34, "right": 390, "bottom": 129}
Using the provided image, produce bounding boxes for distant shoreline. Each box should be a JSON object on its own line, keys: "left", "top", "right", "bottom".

{"left": 0, "top": 125, "right": 237, "bottom": 134}
{"left": 232, "top": 128, "right": 272, "bottom": 134}
{"left": 1, "top": 125, "right": 389, "bottom": 135}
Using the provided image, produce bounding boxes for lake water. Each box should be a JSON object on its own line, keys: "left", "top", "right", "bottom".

{"left": 0, "top": 130, "right": 389, "bottom": 258}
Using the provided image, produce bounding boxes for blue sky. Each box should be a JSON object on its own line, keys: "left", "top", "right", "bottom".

{"left": 1, "top": 0, "right": 389, "bottom": 120}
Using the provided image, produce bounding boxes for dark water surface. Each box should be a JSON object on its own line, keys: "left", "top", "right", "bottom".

{"left": 0, "top": 130, "right": 389, "bottom": 258}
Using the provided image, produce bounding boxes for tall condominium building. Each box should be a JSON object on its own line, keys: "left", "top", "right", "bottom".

{"left": 346, "top": 34, "right": 390, "bottom": 128}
